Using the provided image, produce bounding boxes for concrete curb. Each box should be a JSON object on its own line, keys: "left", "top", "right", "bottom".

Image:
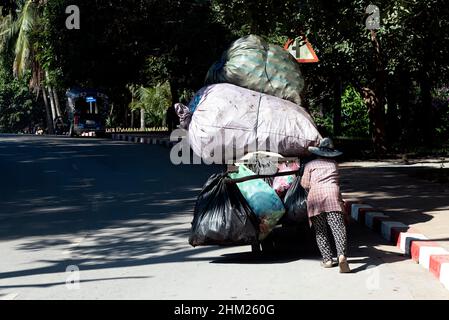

{"left": 345, "top": 201, "right": 449, "bottom": 291}
{"left": 110, "top": 133, "right": 176, "bottom": 148}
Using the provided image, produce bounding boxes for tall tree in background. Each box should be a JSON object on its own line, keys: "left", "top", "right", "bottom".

{"left": 1, "top": 0, "right": 448, "bottom": 150}
{"left": 0, "top": 0, "right": 60, "bottom": 133}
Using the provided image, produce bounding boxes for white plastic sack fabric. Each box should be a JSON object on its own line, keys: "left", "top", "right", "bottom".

{"left": 187, "top": 83, "right": 322, "bottom": 163}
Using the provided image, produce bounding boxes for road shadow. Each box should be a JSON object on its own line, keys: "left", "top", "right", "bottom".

{"left": 210, "top": 226, "right": 319, "bottom": 265}
{"left": 0, "top": 136, "right": 415, "bottom": 286}
{"left": 0, "top": 135, "right": 223, "bottom": 240}
{"left": 0, "top": 276, "right": 150, "bottom": 290}
{"left": 210, "top": 220, "right": 410, "bottom": 274}
{"left": 0, "top": 135, "right": 232, "bottom": 283}
{"left": 339, "top": 165, "right": 449, "bottom": 225}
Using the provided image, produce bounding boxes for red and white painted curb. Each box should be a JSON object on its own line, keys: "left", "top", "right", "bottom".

{"left": 111, "top": 134, "right": 176, "bottom": 148}
{"left": 346, "top": 201, "right": 449, "bottom": 291}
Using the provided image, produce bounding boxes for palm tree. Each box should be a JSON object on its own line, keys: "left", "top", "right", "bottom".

{"left": 1, "top": 0, "right": 37, "bottom": 78}
{"left": 127, "top": 82, "right": 172, "bottom": 130}
{"left": 0, "top": 0, "right": 59, "bottom": 133}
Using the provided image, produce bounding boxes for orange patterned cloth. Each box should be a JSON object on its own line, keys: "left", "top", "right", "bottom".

{"left": 300, "top": 158, "right": 344, "bottom": 219}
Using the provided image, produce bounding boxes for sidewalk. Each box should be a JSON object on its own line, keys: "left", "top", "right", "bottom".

{"left": 339, "top": 159, "right": 449, "bottom": 290}
{"left": 340, "top": 159, "right": 449, "bottom": 248}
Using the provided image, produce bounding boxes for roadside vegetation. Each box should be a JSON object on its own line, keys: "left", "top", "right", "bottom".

{"left": 0, "top": 0, "right": 448, "bottom": 156}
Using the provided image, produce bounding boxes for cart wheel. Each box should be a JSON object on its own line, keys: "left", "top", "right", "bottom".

{"left": 251, "top": 242, "right": 261, "bottom": 253}
{"left": 261, "top": 238, "right": 276, "bottom": 253}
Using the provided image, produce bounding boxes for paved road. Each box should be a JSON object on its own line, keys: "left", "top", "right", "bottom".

{"left": 0, "top": 135, "right": 448, "bottom": 299}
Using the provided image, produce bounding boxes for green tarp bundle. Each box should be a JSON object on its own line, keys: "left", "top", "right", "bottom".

{"left": 205, "top": 34, "right": 304, "bottom": 105}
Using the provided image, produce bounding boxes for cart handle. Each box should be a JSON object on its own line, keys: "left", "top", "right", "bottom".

{"left": 224, "top": 169, "right": 301, "bottom": 184}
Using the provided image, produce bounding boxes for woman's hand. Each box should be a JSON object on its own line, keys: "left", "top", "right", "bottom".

{"left": 259, "top": 218, "right": 270, "bottom": 234}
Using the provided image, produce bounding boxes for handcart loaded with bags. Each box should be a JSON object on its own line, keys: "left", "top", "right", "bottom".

{"left": 175, "top": 35, "right": 323, "bottom": 253}
{"left": 189, "top": 151, "right": 311, "bottom": 253}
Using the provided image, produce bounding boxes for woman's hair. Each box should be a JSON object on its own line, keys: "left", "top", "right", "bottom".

{"left": 301, "top": 154, "right": 317, "bottom": 164}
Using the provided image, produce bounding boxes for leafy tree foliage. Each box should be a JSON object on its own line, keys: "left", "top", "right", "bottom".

{"left": 0, "top": 0, "right": 448, "bottom": 154}
{"left": 0, "top": 58, "right": 44, "bottom": 132}
{"left": 128, "top": 81, "right": 172, "bottom": 127}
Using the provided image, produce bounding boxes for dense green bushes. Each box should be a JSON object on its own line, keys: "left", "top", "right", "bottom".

{"left": 0, "top": 63, "right": 44, "bottom": 133}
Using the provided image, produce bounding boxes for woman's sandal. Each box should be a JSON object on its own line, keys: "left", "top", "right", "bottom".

{"left": 320, "top": 260, "right": 334, "bottom": 268}
{"left": 338, "top": 255, "right": 351, "bottom": 273}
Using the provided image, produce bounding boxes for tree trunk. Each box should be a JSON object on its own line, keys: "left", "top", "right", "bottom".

{"left": 124, "top": 105, "right": 128, "bottom": 128}
{"left": 362, "top": 86, "right": 386, "bottom": 154}
{"left": 398, "top": 69, "right": 412, "bottom": 146}
{"left": 47, "top": 86, "right": 57, "bottom": 122}
{"left": 368, "top": 30, "right": 387, "bottom": 154}
{"left": 52, "top": 88, "right": 62, "bottom": 118}
{"left": 130, "top": 109, "right": 135, "bottom": 128}
{"left": 140, "top": 107, "right": 145, "bottom": 130}
{"left": 109, "top": 102, "right": 114, "bottom": 118}
{"left": 109, "top": 102, "right": 114, "bottom": 129}
{"left": 333, "top": 76, "right": 342, "bottom": 137}
{"left": 45, "top": 71, "right": 57, "bottom": 122}
{"left": 419, "top": 69, "right": 433, "bottom": 145}
{"left": 385, "top": 77, "right": 400, "bottom": 144}
{"left": 41, "top": 86, "right": 54, "bottom": 134}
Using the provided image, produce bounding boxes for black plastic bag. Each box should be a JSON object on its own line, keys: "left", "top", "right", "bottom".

{"left": 283, "top": 166, "right": 308, "bottom": 223}
{"left": 189, "top": 173, "right": 259, "bottom": 247}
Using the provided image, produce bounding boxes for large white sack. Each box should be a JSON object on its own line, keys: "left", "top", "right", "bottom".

{"left": 186, "top": 83, "right": 322, "bottom": 163}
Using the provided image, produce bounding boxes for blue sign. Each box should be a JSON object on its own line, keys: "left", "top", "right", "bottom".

{"left": 86, "top": 96, "right": 96, "bottom": 103}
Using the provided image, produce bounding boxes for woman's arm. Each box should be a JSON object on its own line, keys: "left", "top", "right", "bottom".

{"left": 300, "top": 162, "right": 312, "bottom": 190}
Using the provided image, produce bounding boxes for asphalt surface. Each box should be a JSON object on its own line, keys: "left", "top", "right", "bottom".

{"left": 0, "top": 135, "right": 448, "bottom": 300}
